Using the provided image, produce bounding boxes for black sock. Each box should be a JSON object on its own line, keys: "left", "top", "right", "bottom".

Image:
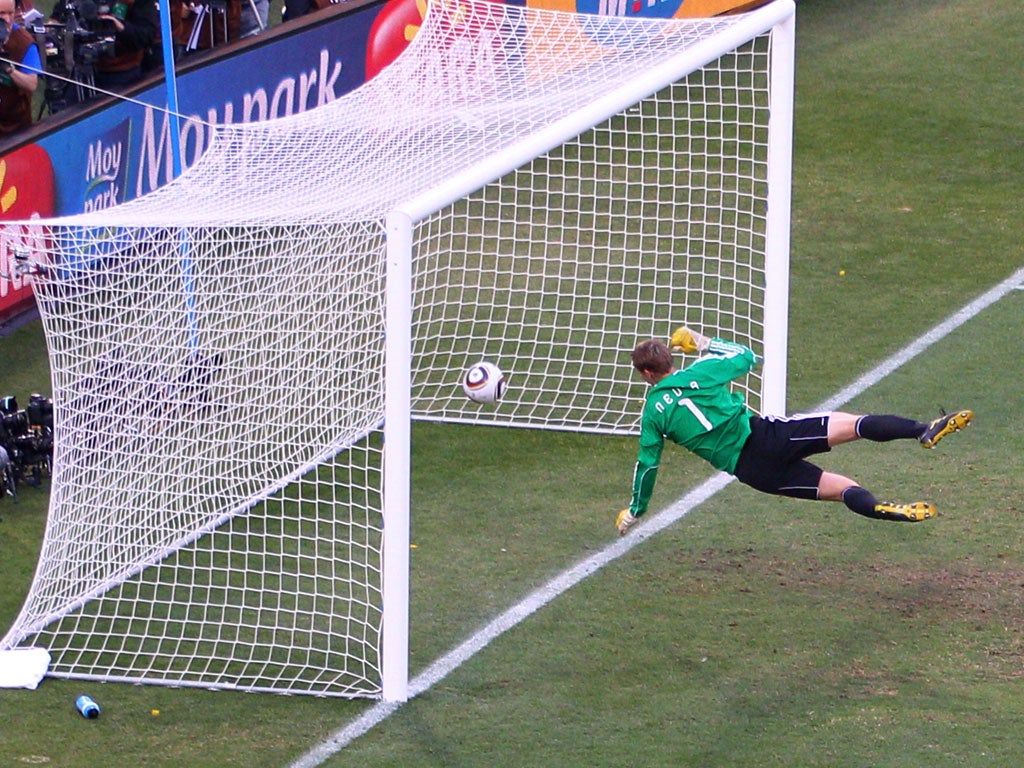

{"left": 856, "top": 415, "right": 926, "bottom": 442}
{"left": 842, "top": 486, "right": 880, "bottom": 518}
{"left": 842, "top": 486, "right": 919, "bottom": 522}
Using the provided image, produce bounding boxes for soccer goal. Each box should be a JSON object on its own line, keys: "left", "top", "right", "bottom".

{"left": 0, "top": 0, "right": 795, "bottom": 702}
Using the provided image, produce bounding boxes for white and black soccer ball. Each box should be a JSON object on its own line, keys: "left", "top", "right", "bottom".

{"left": 462, "top": 361, "right": 506, "bottom": 404}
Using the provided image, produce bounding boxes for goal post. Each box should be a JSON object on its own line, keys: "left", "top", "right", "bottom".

{"left": 761, "top": 4, "right": 795, "bottom": 417}
{"left": 382, "top": 210, "right": 414, "bottom": 703}
{"left": 0, "top": 0, "right": 796, "bottom": 702}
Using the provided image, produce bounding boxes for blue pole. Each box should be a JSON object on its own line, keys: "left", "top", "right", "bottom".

{"left": 157, "top": 0, "right": 183, "bottom": 177}
{"left": 155, "top": 0, "right": 195, "bottom": 353}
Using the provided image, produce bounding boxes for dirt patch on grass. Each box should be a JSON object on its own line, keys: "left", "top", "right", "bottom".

{"left": 687, "top": 547, "right": 1024, "bottom": 678}
{"left": 692, "top": 548, "right": 1024, "bottom": 619}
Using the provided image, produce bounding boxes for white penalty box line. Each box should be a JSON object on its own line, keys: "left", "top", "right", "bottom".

{"left": 289, "top": 265, "right": 1024, "bottom": 768}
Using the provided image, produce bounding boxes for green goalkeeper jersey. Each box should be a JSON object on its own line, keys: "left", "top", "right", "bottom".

{"left": 629, "top": 338, "right": 759, "bottom": 517}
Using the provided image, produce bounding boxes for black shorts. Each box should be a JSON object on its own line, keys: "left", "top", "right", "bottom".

{"left": 733, "top": 413, "right": 833, "bottom": 500}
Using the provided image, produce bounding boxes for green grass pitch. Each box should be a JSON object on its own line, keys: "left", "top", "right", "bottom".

{"left": 2, "top": 0, "right": 1024, "bottom": 764}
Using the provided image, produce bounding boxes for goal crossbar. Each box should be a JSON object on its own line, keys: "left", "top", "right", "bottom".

{"left": 397, "top": 0, "right": 796, "bottom": 224}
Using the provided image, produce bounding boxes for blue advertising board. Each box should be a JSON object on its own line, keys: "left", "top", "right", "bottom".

{"left": 37, "top": 3, "right": 385, "bottom": 214}
{"left": 0, "top": 0, "right": 392, "bottom": 318}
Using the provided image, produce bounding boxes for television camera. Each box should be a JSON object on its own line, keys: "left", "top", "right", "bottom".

{"left": 1, "top": 393, "right": 54, "bottom": 501}
{"left": 29, "top": 0, "right": 122, "bottom": 113}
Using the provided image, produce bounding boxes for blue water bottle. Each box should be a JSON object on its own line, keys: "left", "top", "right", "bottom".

{"left": 76, "top": 695, "right": 100, "bottom": 719}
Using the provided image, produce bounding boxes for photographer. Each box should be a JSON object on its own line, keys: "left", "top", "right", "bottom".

{"left": 0, "top": 393, "right": 54, "bottom": 498}
{"left": 0, "top": 0, "right": 40, "bottom": 134}
{"left": 52, "top": 0, "right": 159, "bottom": 94}
{"left": 170, "top": 0, "right": 241, "bottom": 58}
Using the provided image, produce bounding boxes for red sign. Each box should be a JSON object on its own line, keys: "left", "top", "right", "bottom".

{"left": 0, "top": 144, "right": 55, "bottom": 322}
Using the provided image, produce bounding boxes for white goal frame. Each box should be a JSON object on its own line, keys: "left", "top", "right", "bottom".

{"left": 382, "top": 0, "right": 795, "bottom": 701}
{"left": 0, "top": 0, "right": 795, "bottom": 704}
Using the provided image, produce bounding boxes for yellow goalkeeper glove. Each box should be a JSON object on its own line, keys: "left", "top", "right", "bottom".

{"left": 670, "top": 326, "right": 710, "bottom": 354}
{"left": 616, "top": 509, "right": 638, "bottom": 536}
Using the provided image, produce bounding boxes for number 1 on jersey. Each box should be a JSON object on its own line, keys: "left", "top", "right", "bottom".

{"left": 679, "top": 397, "right": 713, "bottom": 431}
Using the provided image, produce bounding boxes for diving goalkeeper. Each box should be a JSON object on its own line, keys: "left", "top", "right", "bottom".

{"left": 616, "top": 327, "right": 973, "bottom": 536}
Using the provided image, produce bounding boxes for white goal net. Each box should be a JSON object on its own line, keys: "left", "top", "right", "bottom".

{"left": 0, "top": 0, "right": 794, "bottom": 700}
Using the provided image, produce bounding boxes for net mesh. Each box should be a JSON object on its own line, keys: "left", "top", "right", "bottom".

{"left": 0, "top": 0, "right": 785, "bottom": 697}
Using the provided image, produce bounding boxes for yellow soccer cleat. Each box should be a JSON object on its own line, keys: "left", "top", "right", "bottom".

{"left": 920, "top": 409, "right": 973, "bottom": 448}
{"left": 874, "top": 501, "right": 937, "bottom": 522}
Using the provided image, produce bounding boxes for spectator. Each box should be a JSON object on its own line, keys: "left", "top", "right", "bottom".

{"left": 281, "top": 0, "right": 309, "bottom": 22}
{"left": 93, "top": 0, "right": 160, "bottom": 90}
{"left": 52, "top": 0, "right": 160, "bottom": 94}
{"left": 0, "top": 0, "right": 40, "bottom": 134}
{"left": 239, "top": 0, "right": 268, "bottom": 38}
{"left": 170, "top": 0, "right": 242, "bottom": 58}
{"left": 283, "top": 0, "right": 336, "bottom": 23}
{"left": 14, "top": 0, "right": 37, "bottom": 25}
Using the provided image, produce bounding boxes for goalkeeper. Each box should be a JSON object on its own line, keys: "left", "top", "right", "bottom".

{"left": 616, "top": 327, "right": 973, "bottom": 536}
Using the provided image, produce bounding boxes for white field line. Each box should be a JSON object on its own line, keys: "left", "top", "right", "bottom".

{"left": 289, "top": 265, "right": 1024, "bottom": 768}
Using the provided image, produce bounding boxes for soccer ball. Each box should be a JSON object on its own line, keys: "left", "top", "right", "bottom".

{"left": 462, "top": 361, "right": 506, "bottom": 404}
